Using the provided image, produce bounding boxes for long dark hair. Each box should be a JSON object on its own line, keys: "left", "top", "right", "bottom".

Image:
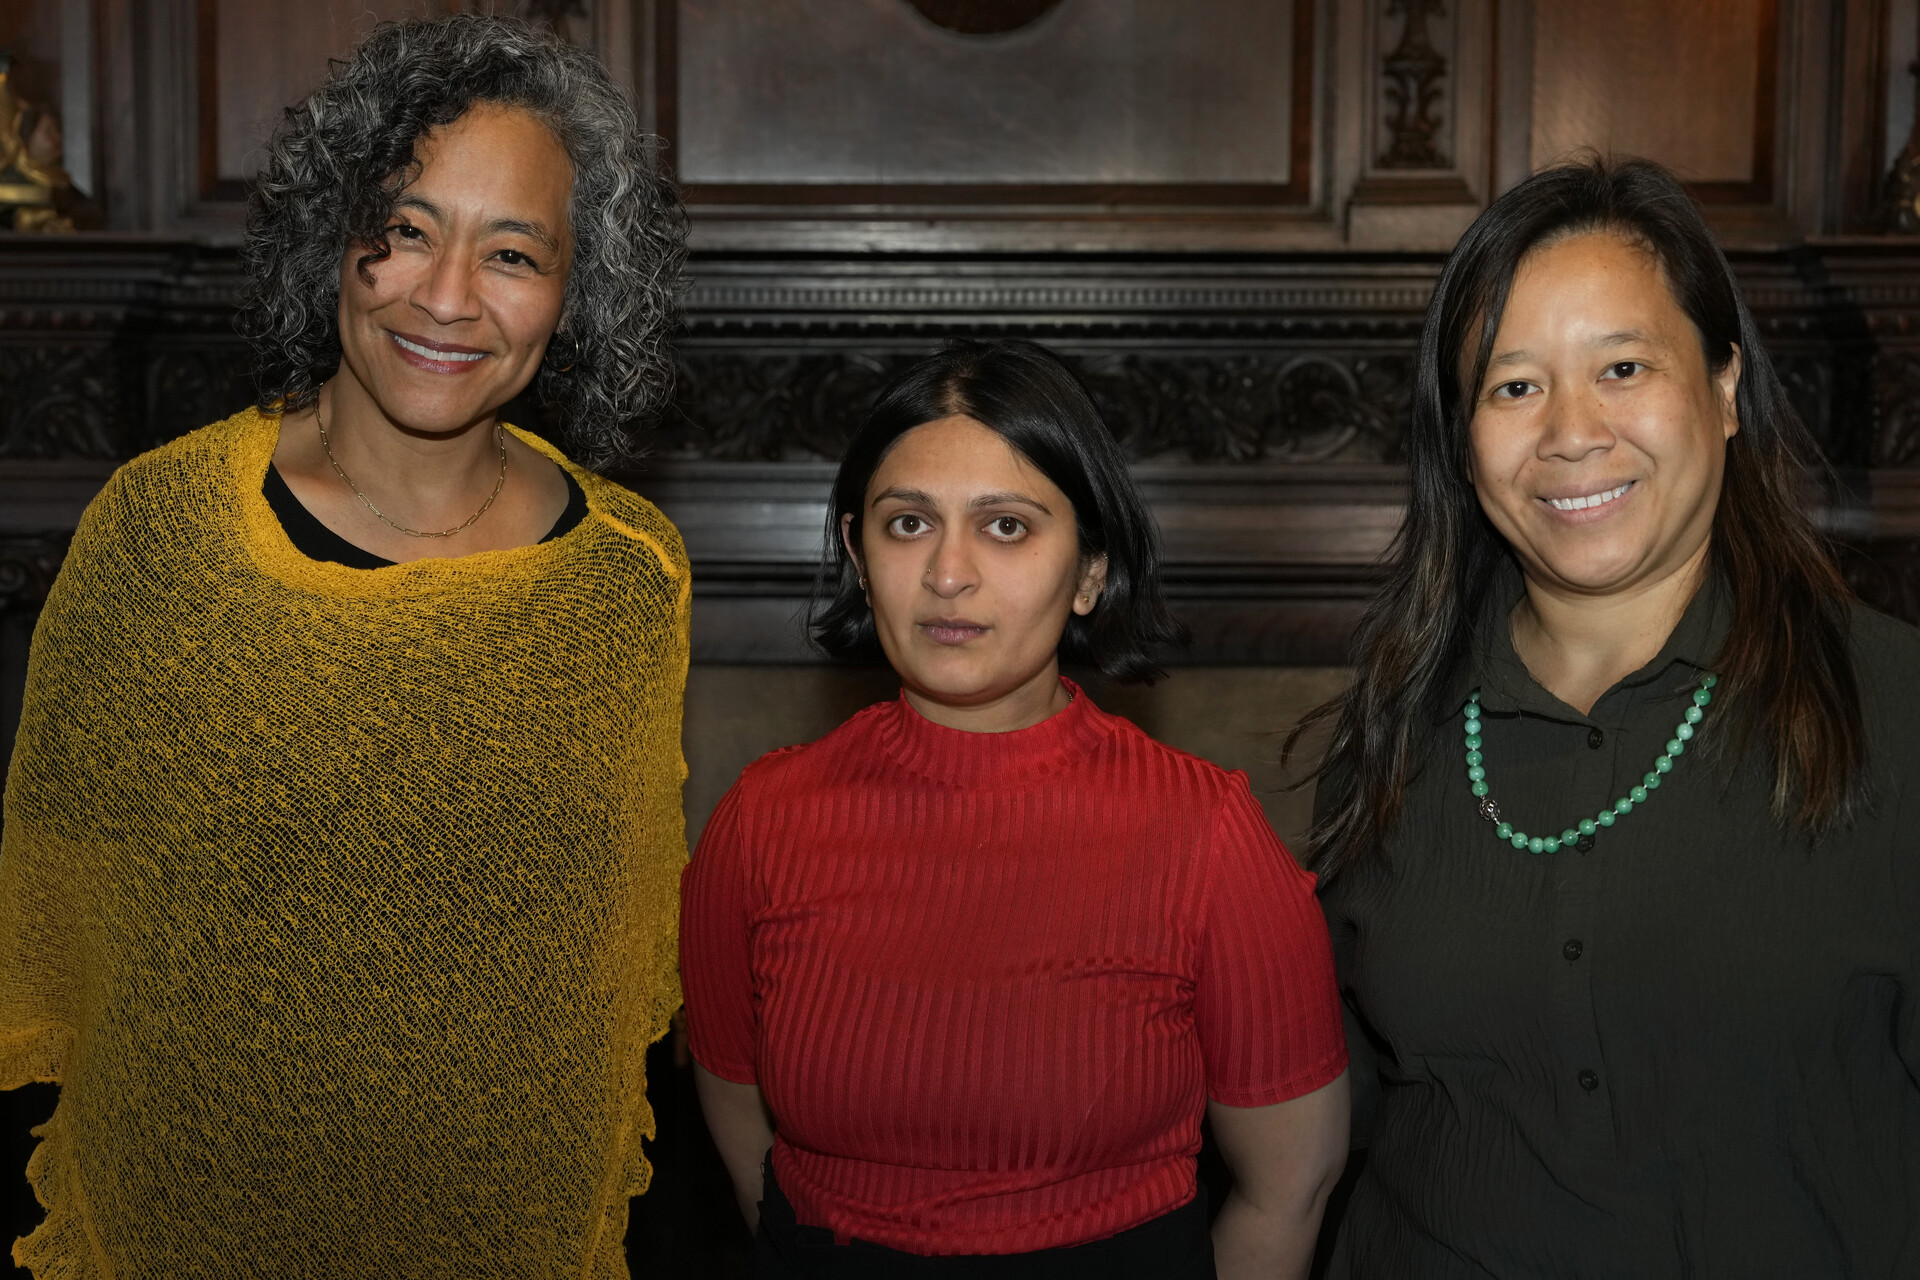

{"left": 1294, "top": 157, "right": 1865, "bottom": 883}
{"left": 811, "top": 339, "right": 1188, "bottom": 683}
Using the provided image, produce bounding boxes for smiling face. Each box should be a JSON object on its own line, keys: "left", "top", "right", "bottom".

{"left": 1467, "top": 230, "right": 1741, "bottom": 602}
{"left": 334, "top": 102, "right": 574, "bottom": 436}
{"left": 845, "top": 414, "right": 1107, "bottom": 729}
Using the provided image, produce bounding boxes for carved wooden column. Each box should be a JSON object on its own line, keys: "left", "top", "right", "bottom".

{"left": 1344, "top": 0, "right": 1487, "bottom": 247}
{"left": 1378, "top": 0, "right": 1450, "bottom": 169}
{"left": 1883, "top": 14, "right": 1920, "bottom": 232}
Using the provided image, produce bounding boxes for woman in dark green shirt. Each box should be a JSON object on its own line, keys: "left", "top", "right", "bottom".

{"left": 1304, "top": 157, "right": 1920, "bottom": 1277}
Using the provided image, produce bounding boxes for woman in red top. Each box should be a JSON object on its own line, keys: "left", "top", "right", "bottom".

{"left": 680, "top": 339, "right": 1349, "bottom": 1279}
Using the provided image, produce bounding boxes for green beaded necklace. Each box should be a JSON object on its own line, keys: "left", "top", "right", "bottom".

{"left": 1464, "top": 672, "right": 1717, "bottom": 854}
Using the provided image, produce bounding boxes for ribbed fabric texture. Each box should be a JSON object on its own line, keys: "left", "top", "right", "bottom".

{"left": 680, "top": 684, "right": 1346, "bottom": 1256}
{"left": 0, "top": 408, "right": 692, "bottom": 1279}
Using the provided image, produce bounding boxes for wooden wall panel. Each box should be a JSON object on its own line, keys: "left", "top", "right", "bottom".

{"left": 199, "top": 0, "right": 457, "bottom": 199}
{"left": 1530, "top": 0, "right": 1778, "bottom": 200}
{"left": 20, "top": 0, "right": 1902, "bottom": 242}
{"left": 662, "top": 0, "right": 1316, "bottom": 209}
{"left": 674, "top": 0, "right": 1298, "bottom": 187}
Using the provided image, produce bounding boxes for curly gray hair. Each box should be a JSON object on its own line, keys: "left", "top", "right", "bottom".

{"left": 237, "top": 14, "right": 686, "bottom": 469}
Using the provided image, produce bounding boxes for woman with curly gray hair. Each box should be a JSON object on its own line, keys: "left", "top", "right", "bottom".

{"left": 0, "top": 16, "right": 691, "bottom": 1278}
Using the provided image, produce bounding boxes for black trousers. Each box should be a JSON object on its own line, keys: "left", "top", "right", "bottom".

{"left": 755, "top": 1158, "right": 1218, "bottom": 1280}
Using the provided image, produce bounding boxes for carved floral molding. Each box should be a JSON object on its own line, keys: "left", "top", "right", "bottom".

{"left": 4, "top": 241, "right": 1920, "bottom": 651}
{"left": 0, "top": 533, "right": 69, "bottom": 614}
{"left": 1379, "top": 0, "right": 1451, "bottom": 169}
{"left": 657, "top": 349, "right": 1413, "bottom": 465}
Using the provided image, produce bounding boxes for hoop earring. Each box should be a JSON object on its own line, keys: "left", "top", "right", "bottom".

{"left": 547, "top": 331, "right": 579, "bottom": 374}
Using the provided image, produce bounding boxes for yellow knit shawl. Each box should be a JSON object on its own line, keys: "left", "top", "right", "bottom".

{"left": 0, "top": 408, "right": 691, "bottom": 1278}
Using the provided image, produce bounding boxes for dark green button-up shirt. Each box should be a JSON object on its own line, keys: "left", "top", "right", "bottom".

{"left": 1322, "top": 569, "right": 1920, "bottom": 1279}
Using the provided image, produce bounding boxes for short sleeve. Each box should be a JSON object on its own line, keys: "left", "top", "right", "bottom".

{"left": 1193, "top": 774, "right": 1348, "bottom": 1107}
{"left": 678, "top": 782, "right": 759, "bottom": 1084}
{"left": 1323, "top": 895, "right": 1382, "bottom": 1147}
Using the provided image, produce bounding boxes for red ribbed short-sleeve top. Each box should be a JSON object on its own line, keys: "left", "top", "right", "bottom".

{"left": 679, "top": 682, "right": 1346, "bottom": 1256}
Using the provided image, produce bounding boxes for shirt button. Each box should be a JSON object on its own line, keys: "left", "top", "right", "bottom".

{"left": 1578, "top": 1069, "right": 1600, "bottom": 1092}
{"left": 1563, "top": 939, "right": 1584, "bottom": 961}
{"left": 1587, "top": 727, "right": 1605, "bottom": 749}
{"left": 1576, "top": 834, "right": 1596, "bottom": 853}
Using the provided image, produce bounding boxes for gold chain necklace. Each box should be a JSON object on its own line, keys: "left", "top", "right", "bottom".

{"left": 316, "top": 399, "right": 508, "bottom": 539}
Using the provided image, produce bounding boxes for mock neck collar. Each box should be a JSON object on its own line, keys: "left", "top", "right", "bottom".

{"left": 1456, "top": 556, "right": 1731, "bottom": 726}
{"left": 872, "top": 677, "right": 1116, "bottom": 788}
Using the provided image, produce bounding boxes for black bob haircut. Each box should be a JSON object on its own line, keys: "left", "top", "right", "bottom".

{"left": 809, "top": 339, "right": 1188, "bottom": 683}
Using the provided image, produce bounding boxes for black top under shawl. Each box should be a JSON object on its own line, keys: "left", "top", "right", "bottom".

{"left": 262, "top": 463, "right": 588, "bottom": 569}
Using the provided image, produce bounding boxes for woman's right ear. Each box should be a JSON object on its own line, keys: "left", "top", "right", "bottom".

{"left": 839, "top": 513, "right": 868, "bottom": 595}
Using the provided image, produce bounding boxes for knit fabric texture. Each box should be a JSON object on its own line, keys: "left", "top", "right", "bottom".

{"left": 681, "top": 684, "right": 1347, "bottom": 1255}
{"left": 0, "top": 408, "right": 692, "bottom": 1279}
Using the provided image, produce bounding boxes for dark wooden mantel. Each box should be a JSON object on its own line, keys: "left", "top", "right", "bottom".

{"left": 4, "top": 235, "right": 1920, "bottom": 674}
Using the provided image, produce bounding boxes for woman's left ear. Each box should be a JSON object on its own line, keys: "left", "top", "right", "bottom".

{"left": 839, "top": 512, "right": 869, "bottom": 596}
{"left": 1072, "top": 555, "right": 1109, "bottom": 616}
{"left": 1718, "top": 344, "right": 1742, "bottom": 440}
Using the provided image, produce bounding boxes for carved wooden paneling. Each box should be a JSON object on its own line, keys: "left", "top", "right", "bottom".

{"left": 660, "top": 348, "right": 1413, "bottom": 466}
{"left": 1343, "top": 0, "right": 1492, "bottom": 249}
{"left": 0, "top": 534, "right": 65, "bottom": 616}
{"left": 647, "top": 256, "right": 1438, "bottom": 467}
{"left": 0, "top": 343, "right": 118, "bottom": 457}
{"left": 5, "top": 243, "right": 1917, "bottom": 467}
{"left": 1834, "top": 472, "right": 1920, "bottom": 618}
{"left": 35, "top": 0, "right": 1899, "bottom": 245}
{"left": 0, "top": 241, "right": 252, "bottom": 457}
{"left": 1530, "top": 0, "right": 1779, "bottom": 203}
{"left": 1843, "top": 536, "right": 1920, "bottom": 619}
{"left": 1775, "top": 242, "right": 1920, "bottom": 466}
{"left": 6, "top": 238, "right": 1920, "bottom": 663}
{"left": 1377, "top": 0, "right": 1455, "bottom": 170}
{"left": 0, "top": 532, "right": 70, "bottom": 816}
